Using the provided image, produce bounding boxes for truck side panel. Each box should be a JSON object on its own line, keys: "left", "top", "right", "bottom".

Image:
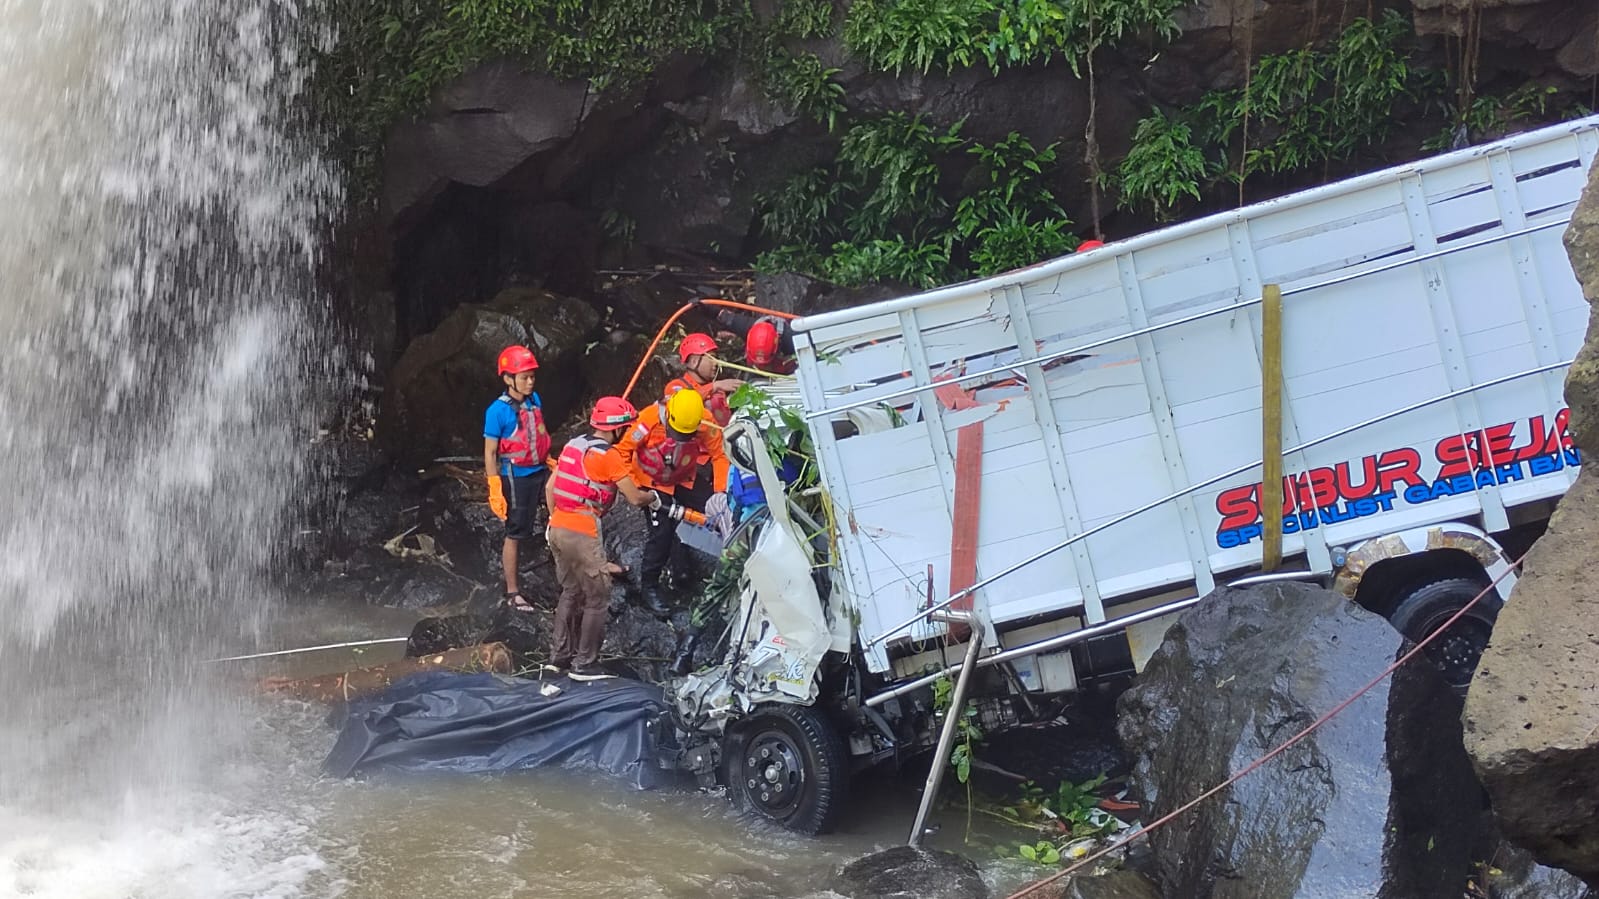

{"left": 792, "top": 119, "right": 1597, "bottom": 670}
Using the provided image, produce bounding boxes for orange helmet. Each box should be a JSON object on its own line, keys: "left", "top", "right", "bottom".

{"left": 678, "top": 332, "right": 718, "bottom": 363}
{"left": 590, "top": 396, "right": 637, "bottom": 431}
{"left": 746, "top": 320, "right": 779, "bottom": 365}
{"left": 497, "top": 345, "right": 539, "bottom": 375}
{"left": 1076, "top": 239, "right": 1105, "bottom": 253}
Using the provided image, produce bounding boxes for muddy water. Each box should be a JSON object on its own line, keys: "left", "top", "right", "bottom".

{"left": 194, "top": 599, "right": 1040, "bottom": 899}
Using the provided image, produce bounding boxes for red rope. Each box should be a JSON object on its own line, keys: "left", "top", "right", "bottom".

{"left": 1005, "top": 557, "right": 1524, "bottom": 898}
{"left": 620, "top": 298, "right": 798, "bottom": 402}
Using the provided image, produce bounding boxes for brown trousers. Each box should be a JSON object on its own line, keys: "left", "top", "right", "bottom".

{"left": 547, "top": 524, "right": 611, "bottom": 669}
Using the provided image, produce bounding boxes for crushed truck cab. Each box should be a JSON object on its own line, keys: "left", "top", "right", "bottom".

{"left": 659, "top": 116, "right": 1599, "bottom": 834}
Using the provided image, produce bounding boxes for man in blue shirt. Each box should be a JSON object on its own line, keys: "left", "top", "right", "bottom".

{"left": 483, "top": 345, "right": 551, "bottom": 612}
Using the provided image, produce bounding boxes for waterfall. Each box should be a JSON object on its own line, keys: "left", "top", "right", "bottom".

{"left": 0, "top": 1, "right": 341, "bottom": 894}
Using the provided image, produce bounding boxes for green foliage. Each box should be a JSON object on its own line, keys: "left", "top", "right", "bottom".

{"left": 726, "top": 382, "right": 821, "bottom": 493}
{"left": 1210, "top": 11, "right": 1416, "bottom": 178}
{"left": 1109, "top": 11, "right": 1426, "bottom": 220}
{"left": 932, "top": 674, "right": 985, "bottom": 785}
{"left": 757, "top": 122, "right": 1072, "bottom": 285}
{"left": 842, "top": 0, "right": 996, "bottom": 74}
{"left": 762, "top": 50, "right": 847, "bottom": 130}
{"left": 842, "top": 0, "right": 1184, "bottom": 76}
{"left": 839, "top": 114, "right": 967, "bottom": 235}
{"left": 1112, "top": 108, "right": 1210, "bottom": 221}
{"left": 774, "top": 0, "right": 837, "bottom": 38}
{"left": 319, "top": 0, "right": 748, "bottom": 186}
{"left": 1423, "top": 83, "right": 1565, "bottom": 152}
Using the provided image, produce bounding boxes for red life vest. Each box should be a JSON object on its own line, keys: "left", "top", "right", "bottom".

{"left": 550, "top": 435, "right": 617, "bottom": 515}
{"left": 633, "top": 405, "right": 708, "bottom": 488}
{"left": 496, "top": 394, "right": 551, "bottom": 468}
{"left": 665, "top": 373, "right": 732, "bottom": 427}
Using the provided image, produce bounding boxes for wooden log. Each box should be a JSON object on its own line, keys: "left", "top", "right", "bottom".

{"left": 259, "top": 642, "right": 514, "bottom": 703}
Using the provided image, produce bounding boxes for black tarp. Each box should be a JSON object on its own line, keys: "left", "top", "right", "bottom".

{"left": 323, "top": 672, "right": 667, "bottom": 787}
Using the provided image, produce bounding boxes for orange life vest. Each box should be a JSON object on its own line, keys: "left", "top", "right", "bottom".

{"left": 631, "top": 403, "right": 709, "bottom": 488}
{"left": 550, "top": 435, "right": 617, "bottom": 515}
{"left": 665, "top": 372, "right": 732, "bottom": 427}
{"left": 496, "top": 394, "right": 551, "bottom": 468}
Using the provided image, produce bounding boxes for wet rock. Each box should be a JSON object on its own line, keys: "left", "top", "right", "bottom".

{"left": 1562, "top": 162, "right": 1599, "bottom": 451}
{"left": 1118, "top": 582, "right": 1492, "bottom": 899}
{"left": 1411, "top": 0, "right": 1598, "bottom": 78}
{"left": 379, "top": 286, "right": 600, "bottom": 467}
{"left": 1486, "top": 843, "right": 1594, "bottom": 899}
{"left": 384, "top": 60, "right": 591, "bottom": 225}
{"left": 833, "top": 846, "right": 988, "bottom": 899}
{"left": 1464, "top": 162, "right": 1599, "bottom": 889}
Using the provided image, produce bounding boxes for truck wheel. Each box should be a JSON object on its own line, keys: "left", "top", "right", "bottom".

{"left": 1387, "top": 577, "right": 1502, "bottom": 691}
{"left": 722, "top": 704, "right": 848, "bottom": 835}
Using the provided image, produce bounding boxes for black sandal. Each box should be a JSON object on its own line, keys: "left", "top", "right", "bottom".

{"left": 503, "top": 592, "right": 536, "bottom": 613}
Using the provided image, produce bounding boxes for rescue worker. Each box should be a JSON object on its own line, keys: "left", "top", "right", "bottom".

{"left": 483, "top": 345, "right": 550, "bottom": 612}
{"left": 665, "top": 332, "right": 741, "bottom": 426}
{"left": 613, "top": 388, "right": 730, "bottom": 616}
{"left": 670, "top": 467, "right": 763, "bottom": 676}
{"left": 713, "top": 309, "right": 797, "bottom": 375}
{"left": 543, "top": 397, "right": 660, "bottom": 676}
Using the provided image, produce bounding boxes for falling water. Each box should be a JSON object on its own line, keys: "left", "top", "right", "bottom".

{"left": 0, "top": 0, "right": 339, "bottom": 894}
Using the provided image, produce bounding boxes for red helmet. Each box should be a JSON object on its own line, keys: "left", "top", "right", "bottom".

{"left": 745, "top": 320, "right": 779, "bottom": 365}
{"left": 497, "top": 345, "right": 538, "bottom": 375}
{"left": 678, "top": 332, "right": 718, "bottom": 363}
{"left": 1076, "top": 239, "right": 1105, "bottom": 253}
{"left": 590, "top": 396, "right": 637, "bottom": 431}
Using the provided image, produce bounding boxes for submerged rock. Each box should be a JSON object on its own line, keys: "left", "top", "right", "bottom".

{"left": 833, "top": 846, "right": 988, "bottom": 899}
{"left": 1117, "top": 582, "right": 1491, "bottom": 899}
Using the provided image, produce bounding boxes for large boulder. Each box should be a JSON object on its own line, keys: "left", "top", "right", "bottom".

{"left": 379, "top": 286, "right": 600, "bottom": 467}
{"left": 384, "top": 60, "right": 591, "bottom": 226}
{"left": 1462, "top": 162, "right": 1599, "bottom": 889}
{"left": 1409, "top": 0, "right": 1598, "bottom": 78}
{"left": 1117, "top": 582, "right": 1493, "bottom": 898}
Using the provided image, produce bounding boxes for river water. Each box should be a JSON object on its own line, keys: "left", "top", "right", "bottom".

{"left": 0, "top": 3, "right": 1037, "bottom": 896}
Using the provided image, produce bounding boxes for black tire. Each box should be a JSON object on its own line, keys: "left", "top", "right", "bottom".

{"left": 1387, "top": 576, "right": 1503, "bottom": 691}
{"left": 722, "top": 704, "right": 849, "bottom": 835}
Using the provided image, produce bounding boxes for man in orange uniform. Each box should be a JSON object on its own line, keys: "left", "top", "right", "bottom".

{"left": 613, "top": 389, "right": 730, "bottom": 615}
{"left": 543, "top": 397, "right": 658, "bottom": 676}
{"left": 665, "top": 333, "right": 742, "bottom": 426}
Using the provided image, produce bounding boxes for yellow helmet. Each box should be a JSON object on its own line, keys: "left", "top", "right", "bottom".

{"left": 665, "top": 388, "right": 705, "bottom": 436}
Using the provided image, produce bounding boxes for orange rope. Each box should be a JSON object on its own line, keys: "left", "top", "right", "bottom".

{"left": 1005, "top": 556, "right": 1524, "bottom": 898}
{"left": 621, "top": 298, "right": 799, "bottom": 402}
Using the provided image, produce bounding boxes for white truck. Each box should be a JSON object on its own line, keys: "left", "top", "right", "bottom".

{"left": 658, "top": 116, "right": 1598, "bottom": 835}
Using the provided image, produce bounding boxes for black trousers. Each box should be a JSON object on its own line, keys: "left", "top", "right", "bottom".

{"left": 640, "top": 469, "right": 714, "bottom": 586}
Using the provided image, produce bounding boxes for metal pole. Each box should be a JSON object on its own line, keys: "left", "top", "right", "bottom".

{"left": 908, "top": 623, "right": 985, "bottom": 847}
{"left": 203, "top": 637, "right": 410, "bottom": 664}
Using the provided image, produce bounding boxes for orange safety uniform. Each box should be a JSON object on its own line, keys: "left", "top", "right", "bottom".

{"left": 664, "top": 371, "right": 733, "bottom": 427}
{"left": 614, "top": 400, "right": 730, "bottom": 496}
{"left": 547, "top": 435, "right": 631, "bottom": 539}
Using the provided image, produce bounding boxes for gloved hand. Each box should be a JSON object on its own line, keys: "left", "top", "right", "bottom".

{"left": 486, "top": 475, "right": 508, "bottom": 521}
{"left": 703, "top": 491, "right": 735, "bottom": 541}
{"left": 647, "top": 490, "right": 666, "bottom": 512}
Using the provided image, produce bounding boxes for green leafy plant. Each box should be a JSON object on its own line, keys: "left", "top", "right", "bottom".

{"left": 1423, "top": 83, "right": 1564, "bottom": 152}
{"left": 774, "top": 0, "right": 838, "bottom": 39}
{"left": 1112, "top": 108, "right": 1210, "bottom": 220}
{"left": 842, "top": 0, "right": 997, "bottom": 74}
{"left": 763, "top": 50, "right": 847, "bottom": 130}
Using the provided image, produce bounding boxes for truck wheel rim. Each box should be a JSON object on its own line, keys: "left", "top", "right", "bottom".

{"left": 743, "top": 730, "right": 804, "bottom": 816}
{"left": 1423, "top": 615, "right": 1492, "bottom": 687}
